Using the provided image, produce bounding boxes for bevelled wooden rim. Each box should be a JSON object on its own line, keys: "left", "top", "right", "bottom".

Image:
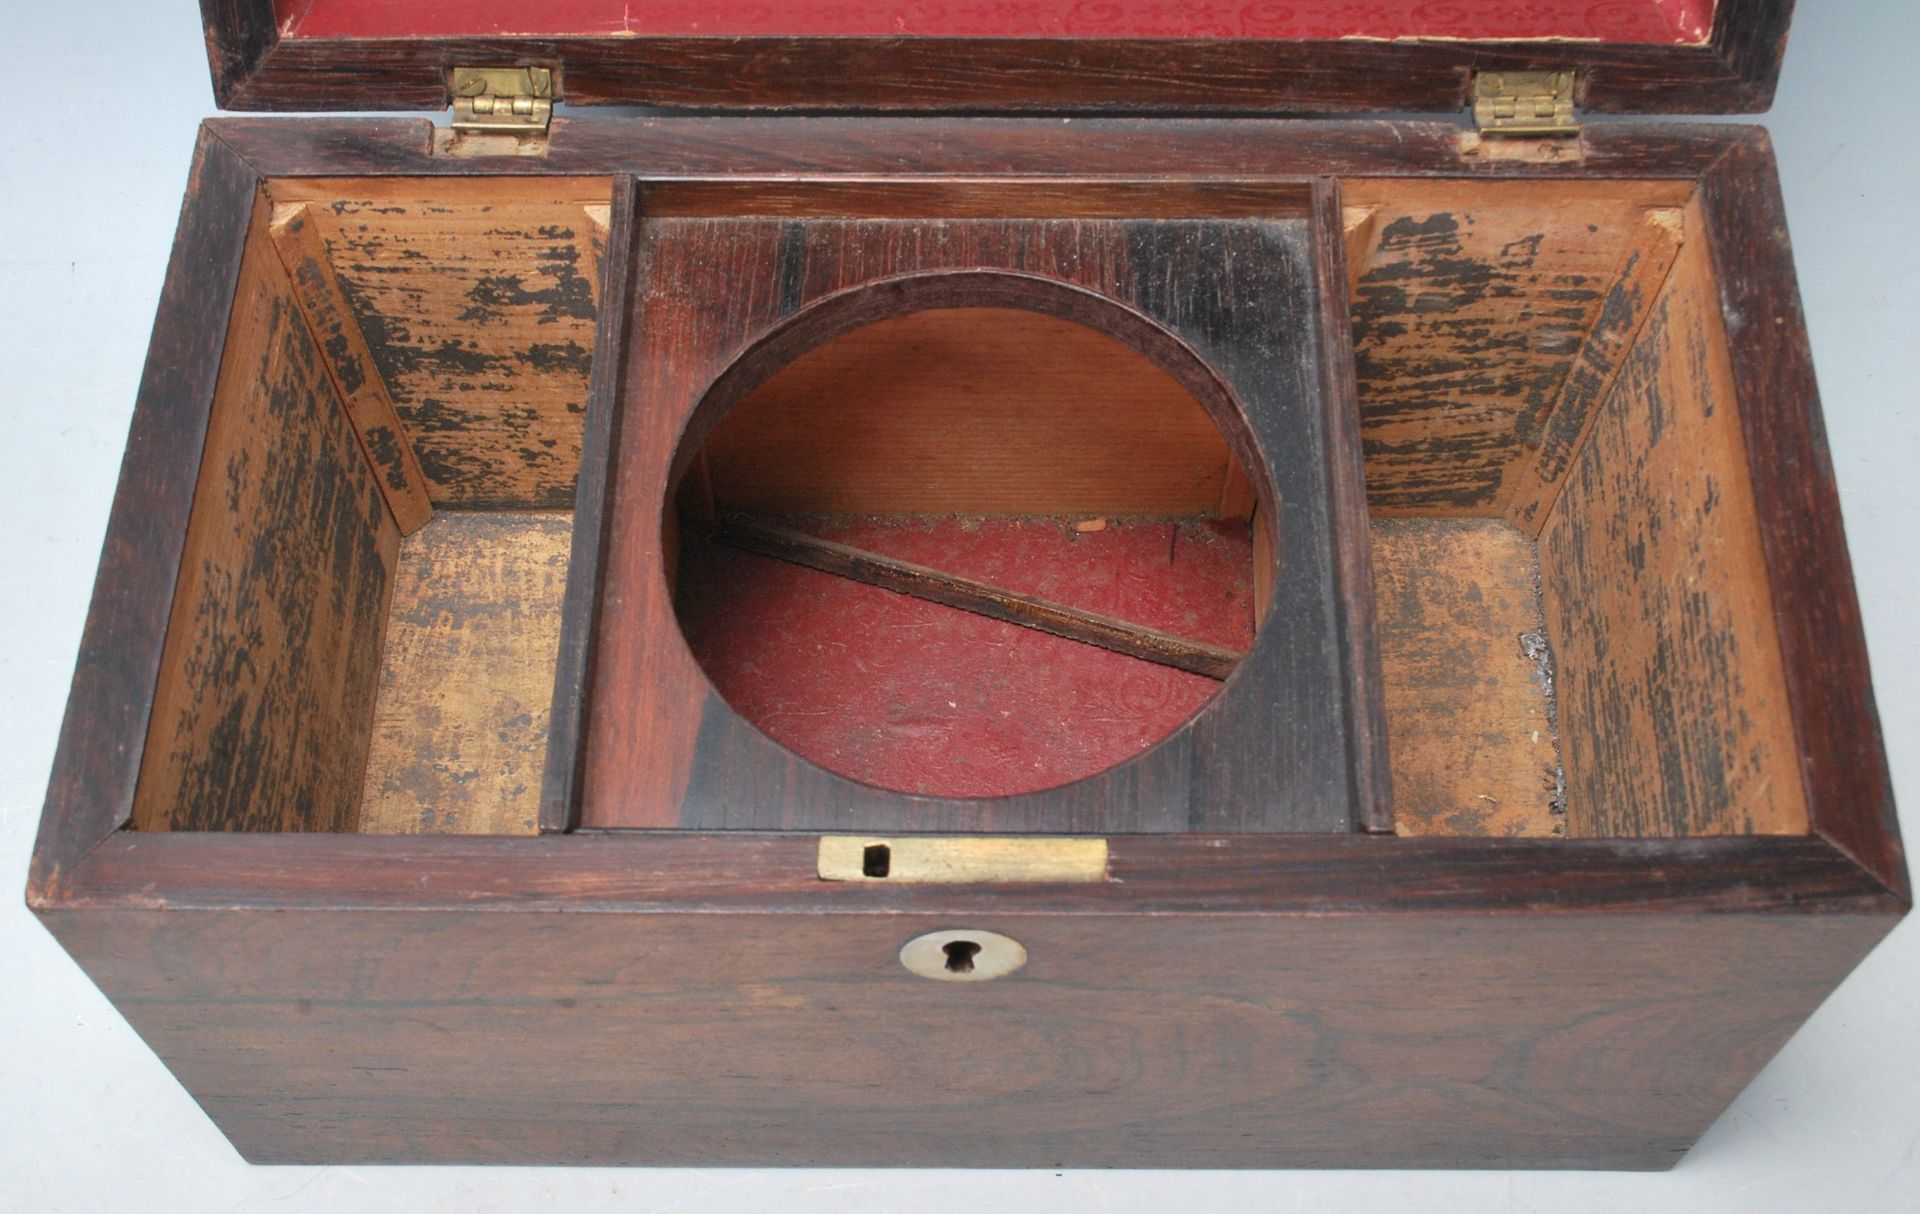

{"left": 200, "top": 0, "right": 1793, "bottom": 117}
{"left": 27, "top": 117, "right": 1905, "bottom": 919}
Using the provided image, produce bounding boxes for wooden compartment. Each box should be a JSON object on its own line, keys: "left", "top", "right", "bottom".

{"left": 575, "top": 181, "right": 1375, "bottom": 835}
{"left": 127, "top": 177, "right": 612, "bottom": 836}
{"left": 1345, "top": 180, "right": 1807, "bottom": 842}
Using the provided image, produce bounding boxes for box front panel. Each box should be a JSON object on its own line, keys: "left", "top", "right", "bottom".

{"left": 45, "top": 900, "right": 1887, "bottom": 1168}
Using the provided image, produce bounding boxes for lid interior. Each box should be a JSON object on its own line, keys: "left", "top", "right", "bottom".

{"left": 275, "top": 0, "right": 1718, "bottom": 45}
{"left": 212, "top": 0, "right": 1784, "bottom": 115}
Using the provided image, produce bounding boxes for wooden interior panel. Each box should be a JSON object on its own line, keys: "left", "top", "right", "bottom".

{"left": 1504, "top": 208, "right": 1685, "bottom": 535}
{"left": 1539, "top": 203, "right": 1808, "bottom": 837}
{"left": 273, "top": 181, "right": 612, "bottom": 509}
{"left": 1343, "top": 180, "right": 1693, "bottom": 515}
{"left": 588, "top": 212, "right": 1356, "bottom": 834}
{"left": 132, "top": 194, "right": 400, "bottom": 833}
{"left": 267, "top": 202, "right": 436, "bottom": 535}
{"left": 358, "top": 512, "right": 571, "bottom": 836}
{"left": 700, "top": 307, "right": 1249, "bottom": 518}
{"left": 1371, "top": 518, "right": 1561, "bottom": 837}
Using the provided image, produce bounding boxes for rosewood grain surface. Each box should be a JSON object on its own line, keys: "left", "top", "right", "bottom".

{"left": 43, "top": 894, "right": 1892, "bottom": 1168}
{"left": 199, "top": 0, "right": 1793, "bottom": 115}
{"left": 29, "top": 130, "right": 260, "bottom": 886}
{"left": 539, "top": 177, "right": 640, "bottom": 835}
{"left": 357, "top": 511, "right": 570, "bottom": 836}
{"left": 638, "top": 179, "right": 1313, "bottom": 221}
{"left": 199, "top": 0, "right": 279, "bottom": 107}
{"left": 1311, "top": 177, "right": 1394, "bottom": 835}
{"left": 47, "top": 830, "right": 1903, "bottom": 917}
{"left": 585, "top": 209, "right": 1363, "bottom": 834}
{"left": 1699, "top": 133, "right": 1908, "bottom": 898}
{"left": 25, "top": 116, "right": 1909, "bottom": 1174}
{"left": 205, "top": 117, "right": 1749, "bottom": 184}
{"left": 1540, "top": 201, "right": 1807, "bottom": 838}
{"left": 131, "top": 192, "right": 399, "bottom": 834}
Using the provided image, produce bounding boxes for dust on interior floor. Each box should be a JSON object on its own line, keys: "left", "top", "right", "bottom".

{"left": 357, "top": 511, "right": 571, "bottom": 835}
{"left": 1371, "top": 518, "right": 1562, "bottom": 837}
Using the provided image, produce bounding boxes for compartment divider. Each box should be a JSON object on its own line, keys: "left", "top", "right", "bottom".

{"left": 540, "top": 175, "right": 642, "bottom": 834}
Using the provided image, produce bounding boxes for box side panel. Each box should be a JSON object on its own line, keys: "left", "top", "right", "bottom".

{"left": 1700, "top": 134, "right": 1908, "bottom": 897}
{"left": 42, "top": 902, "right": 1888, "bottom": 1169}
{"left": 274, "top": 187, "right": 606, "bottom": 510}
{"left": 129, "top": 195, "right": 401, "bottom": 834}
{"left": 29, "top": 129, "right": 259, "bottom": 890}
{"left": 1540, "top": 197, "right": 1809, "bottom": 838}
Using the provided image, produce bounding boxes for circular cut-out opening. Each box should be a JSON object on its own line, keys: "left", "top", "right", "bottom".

{"left": 667, "top": 285, "right": 1274, "bottom": 800}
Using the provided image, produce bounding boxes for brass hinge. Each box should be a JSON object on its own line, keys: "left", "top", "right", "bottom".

{"left": 1471, "top": 70, "right": 1579, "bottom": 138}
{"left": 449, "top": 66, "right": 554, "bottom": 134}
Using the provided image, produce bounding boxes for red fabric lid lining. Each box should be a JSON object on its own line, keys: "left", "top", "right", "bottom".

{"left": 276, "top": 0, "right": 1717, "bottom": 46}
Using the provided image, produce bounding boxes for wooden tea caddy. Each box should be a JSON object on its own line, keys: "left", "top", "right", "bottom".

{"left": 27, "top": 0, "right": 1908, "bottom": 1169}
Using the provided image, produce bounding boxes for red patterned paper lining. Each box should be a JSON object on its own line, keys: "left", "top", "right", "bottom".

{"left": 279, "top": 0, "right": 1717, "bottom": 45}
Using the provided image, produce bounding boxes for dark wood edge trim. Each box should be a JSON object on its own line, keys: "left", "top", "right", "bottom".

{"left": 26, "top": 129, "right": 263, "bottom": 904}
{"left": 538, "top": 176, "right": 640, "bottom": 834}
{"left": 1310, "top": 178, "right": 1393, "bottom": 834}
{"left": 199, "top": 0, "right": 281, "bottom": 110}
{"left": 207, "top": 13, "right": 1787, "bottom": 116}
{"left": 1696, "top": 130, "right": 1908, "bottom": 904}
{"left": 1701, "top": 0, "right": 1796, "bottom": 112}
{"left": 45, "top": 830, "right": 1904, "bottom": 918}
{"left": 203, "top": 116, "right": 1749, "bottom": 183}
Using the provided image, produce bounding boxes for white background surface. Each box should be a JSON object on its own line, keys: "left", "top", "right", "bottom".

{"left": 2, "top": 2, "right": 1914, "bottom": 1210}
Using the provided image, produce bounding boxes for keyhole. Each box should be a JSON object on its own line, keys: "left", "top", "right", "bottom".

{"left": 942, "top": 940, "right": 981, "bottom": 974}
{"left": 900, "top": 929, "right": 1024, "bottom": 980}
{"left": 862, "top": 843, "right": 891, "bottom": 878}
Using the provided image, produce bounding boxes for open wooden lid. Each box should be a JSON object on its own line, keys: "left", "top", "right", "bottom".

{"left": 209, "top": 0, "right": 1792, "bottom": 115}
